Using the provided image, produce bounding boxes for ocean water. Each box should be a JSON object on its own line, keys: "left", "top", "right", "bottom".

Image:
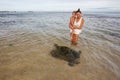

{"left": 0, "top": 11, "right": 120, "bottom": 80}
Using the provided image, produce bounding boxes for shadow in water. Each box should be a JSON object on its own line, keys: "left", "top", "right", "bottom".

{"left": 50, "top": 44, "right": 81, "bottom": 66}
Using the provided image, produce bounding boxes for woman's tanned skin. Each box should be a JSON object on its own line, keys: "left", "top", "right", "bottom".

{"left": 72, "top": 12, "right": 84, "bottom": 45}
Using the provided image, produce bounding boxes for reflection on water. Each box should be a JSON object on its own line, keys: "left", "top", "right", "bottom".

{"left": 0, "top": 11, "right": 120, "bottom": 80}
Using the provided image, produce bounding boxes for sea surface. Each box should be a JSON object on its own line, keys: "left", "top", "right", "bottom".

{"left": 0, "top": 11, "right": 120, "bottom": 80}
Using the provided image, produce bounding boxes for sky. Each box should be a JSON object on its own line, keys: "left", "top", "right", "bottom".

{"left": 0, "top": 0, "right": 120, "bottom": 12}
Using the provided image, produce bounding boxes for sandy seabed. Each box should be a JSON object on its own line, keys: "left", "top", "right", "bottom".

{"left": 0, "top": 30, "right": 119, "bottom": 80}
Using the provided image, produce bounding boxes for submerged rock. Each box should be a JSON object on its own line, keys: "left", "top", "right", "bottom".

{"left": 50, "top": 44, "right": 81, "bottom": 66}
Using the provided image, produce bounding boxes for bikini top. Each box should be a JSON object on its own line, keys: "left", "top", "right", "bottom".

{"left": 74, "top": 17, "right": 82, "bottom": 27}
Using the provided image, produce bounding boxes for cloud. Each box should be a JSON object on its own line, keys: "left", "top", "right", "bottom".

{"left": 0, "top": 0, "right": 119, "bottom": 11}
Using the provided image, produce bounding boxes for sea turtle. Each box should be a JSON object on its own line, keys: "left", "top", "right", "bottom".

{"left": 50, "top": 44, "right": 81, "bottom": 66}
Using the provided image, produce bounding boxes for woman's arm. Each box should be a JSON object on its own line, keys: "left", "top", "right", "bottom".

{"left": 69, "top": 23, "right": 74, "bottom": 29}
{"left": 69, "top": 17, "right": 74, "bottom": 29}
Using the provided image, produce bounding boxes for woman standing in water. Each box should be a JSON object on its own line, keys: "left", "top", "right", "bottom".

{"left": 70, "top": 9, "right": 85, "bottom": 45}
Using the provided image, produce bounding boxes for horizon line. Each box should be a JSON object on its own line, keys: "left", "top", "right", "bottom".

{"left": 0, "top": 10, "right": 120, "bottom": 12}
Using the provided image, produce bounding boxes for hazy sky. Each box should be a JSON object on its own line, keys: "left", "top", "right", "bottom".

{"left": 0, "top": 0, "right": 120, "bottom": 11}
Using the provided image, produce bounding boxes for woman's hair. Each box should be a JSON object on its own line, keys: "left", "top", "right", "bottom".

{"left": 76, "top": 8, "right": 81, "bottom": 14}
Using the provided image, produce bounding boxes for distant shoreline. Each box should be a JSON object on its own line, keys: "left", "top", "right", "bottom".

{"left": 0, "top": 11, "right": 120, "bottom": 13}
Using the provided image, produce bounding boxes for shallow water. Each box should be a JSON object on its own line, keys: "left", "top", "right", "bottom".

{"left": 0, "top": 11, "right": 120, "bottom": 80}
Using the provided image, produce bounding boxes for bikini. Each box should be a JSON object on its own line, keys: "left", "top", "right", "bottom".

{"left": 72, "top": 17, "right": 82, "bottom": 34}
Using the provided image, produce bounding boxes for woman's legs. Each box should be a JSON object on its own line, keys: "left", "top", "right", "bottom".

{"left": 72, "top": 34, "right": 79, "bottom": 45}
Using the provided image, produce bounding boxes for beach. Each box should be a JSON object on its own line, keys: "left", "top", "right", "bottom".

{"left": 0, "top": 11, "right": 120, "bottom": 80}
